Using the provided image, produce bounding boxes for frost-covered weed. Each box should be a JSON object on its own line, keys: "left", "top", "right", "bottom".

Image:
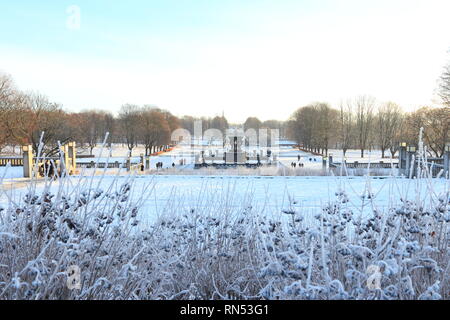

{"left": 0, "top": 140, "right": 449, "bottom": 300}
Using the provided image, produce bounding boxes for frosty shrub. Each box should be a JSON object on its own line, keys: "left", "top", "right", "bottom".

{"left": 0, "top": 143, "right": 448, "bottom": 300}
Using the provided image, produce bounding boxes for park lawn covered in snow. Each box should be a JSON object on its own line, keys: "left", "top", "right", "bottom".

{"left": 0, "top": 166, "right": 23, "bottom": 179}
{"left": 2, "top": 174, "right": 448, "bottom": 226}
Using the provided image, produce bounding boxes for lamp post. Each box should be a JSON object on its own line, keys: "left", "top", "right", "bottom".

{"left": 407, "top": 146, "right": 416, "bottom": 153}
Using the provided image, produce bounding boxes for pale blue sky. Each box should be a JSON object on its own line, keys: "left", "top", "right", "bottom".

{"left": 1, "top": 0, "right": 449, "bottom": 122}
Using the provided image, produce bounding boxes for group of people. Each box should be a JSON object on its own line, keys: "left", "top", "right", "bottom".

{"left": 155, "top": 158, "right": 188, "bottom": 170}
{"left": 290, "top": 162, "right": 305, "bottom": 168}
{"left": 155, "top": 162, "right": 178, "bottom": 169}
{"left": 290, "top": 154, "right": 305, "bottom": 169}
{"left": 155, "top": 162, "right": 164, "bottom": 169}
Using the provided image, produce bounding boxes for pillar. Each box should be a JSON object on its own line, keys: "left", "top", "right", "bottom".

{"left": 126, "top": 156, "right": 131, "bottom": 172}
{"left": 444, "top": 145, "right": 450, "bottom": 178}
{"left": 22, "top": 145, "right": 33, "bottom": 178}
{"left": 61, "top": 144, "right": 70, "bottom": 176}
{"left": 67, "top": 142, "right": 76, "bottom": 174}
{"left": 398, "top": 142, "right": 407, "bottom": 174}
{"left": 406, "top": 145, "right": 417, "bottom": 178}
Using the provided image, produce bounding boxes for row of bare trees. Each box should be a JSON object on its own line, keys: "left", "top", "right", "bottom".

{"left": 242, "top": 117, "right": 289, "bottom": 140}
{"left": 0, "top": 73, "right": 181, "bottom": 155}
{"left": 117, "top": 104, "right": 180, "bottom": 156}
{"left": 288, "top": 57, "right": 450, "bottom": 158}
{"left": 288, "top": 103, "right": 339, "bottom": 156}
{"left": 0, "top": 74, "right": 72, "bottom": 154}
{"left": 177, "top": 115, "right": 288, "bottom": 138}
{"left": 179, "top": 115, "right": 229, "bottom": 136}
{"left": 0, "top": 73, "right": 119, "bottom": 155}
{"left": 337, "top": 96, "right": 404, "bottom": 158}
{"left": 288, "top": 97, "right": 448, "bottom": 158}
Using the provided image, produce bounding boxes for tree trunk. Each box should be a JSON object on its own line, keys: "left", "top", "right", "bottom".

{"left": 361, "top": 149, "right": 364, "bottom": 158}
{"left": 390, "top": 147, "right": 396, "bottom": 158}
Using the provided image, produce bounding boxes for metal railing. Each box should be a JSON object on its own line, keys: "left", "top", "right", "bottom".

{"left": 330, "top": 161, "right": 398, "bottom": 169}
{"left": 0, "top": 157, "right": 24, "bottom": 167}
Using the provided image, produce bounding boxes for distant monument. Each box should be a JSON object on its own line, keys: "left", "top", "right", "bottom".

{"left": 225, "top": 130, "right": 246, "bottom": 164}
{"left": 195, "top": 128, "right": 272, "bottom": 168}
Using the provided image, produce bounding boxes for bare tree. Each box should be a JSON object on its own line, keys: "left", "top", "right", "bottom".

{"left": 162, "top": 110, "right": 181, "bottom": 134}
{"left": 243, "top": 117, "right": 262, "bottom": 132}
{"left": 353, "top": 95, "right": 375, "bottom": 158}
{"left": 77, "top": 110, "right": 114, "bottom": 154}
{"left": 139, "top": 107, "right": 171, "bottom": 156}
{"left": 289, "top": 106, "right": 316, "bottom": 151}
{"left": 1, "top": 92, "right": 70, "bottom": 153}
{"left": 118, "top": 104, "right": 141, "bottom": 154}
{"left": 0, "top": 73, "right": 17, "bottom": 150}
{"left": 179, "top": 116, "right": 196, "bottom": 135}
{"left": 1, "top": 76, "right": 70, "bottom": 153}
{"left": 338, "top": 101, "right": 354, "bottom": 157}
{"left": 376, "top": 102, "right": 403, "bottom": 158}
{"left": 404, "top": 106, "right": 449, "bottom": 157}
{"left": 288, "top": 103, "right": 338, "bottom": 155}
{"left": 439, "top": 60, "right": 450, "bottom": 107}
{"left": 263, "top": 120, "right": 289, "bottom": 139}
{"left": 27, "top": 94, "right": 66, "bottom": 152}
{"left": 316, "top": 103, "right": 338, "bottom": 155}
{"left": 210, "top": 116, "right": 229, "bottom": 134}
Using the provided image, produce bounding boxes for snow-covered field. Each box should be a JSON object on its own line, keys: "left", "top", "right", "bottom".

{"left": 0, "top": 166, "right": 23, "bottom": 179}
{"left": 3, "top": 174, "right": 448, "bottom": 225}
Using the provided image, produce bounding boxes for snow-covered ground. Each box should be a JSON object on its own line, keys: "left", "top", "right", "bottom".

{"left": 0, "top": 166, "right": 23, "bottom": 179}
{"left": 0, "top": 144, "right": 415, "bottom": 183}
{"left": 77, "top": 142, "right": 322, "bottom": 170}
{"left": 133, "top": 175, "right": 447, "bottom": 225}
{"left": 2, "top": 174, "right": 447, "bottom": 227}
{"left": 277, "top": 147, "right": 323, "bottom": 169}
